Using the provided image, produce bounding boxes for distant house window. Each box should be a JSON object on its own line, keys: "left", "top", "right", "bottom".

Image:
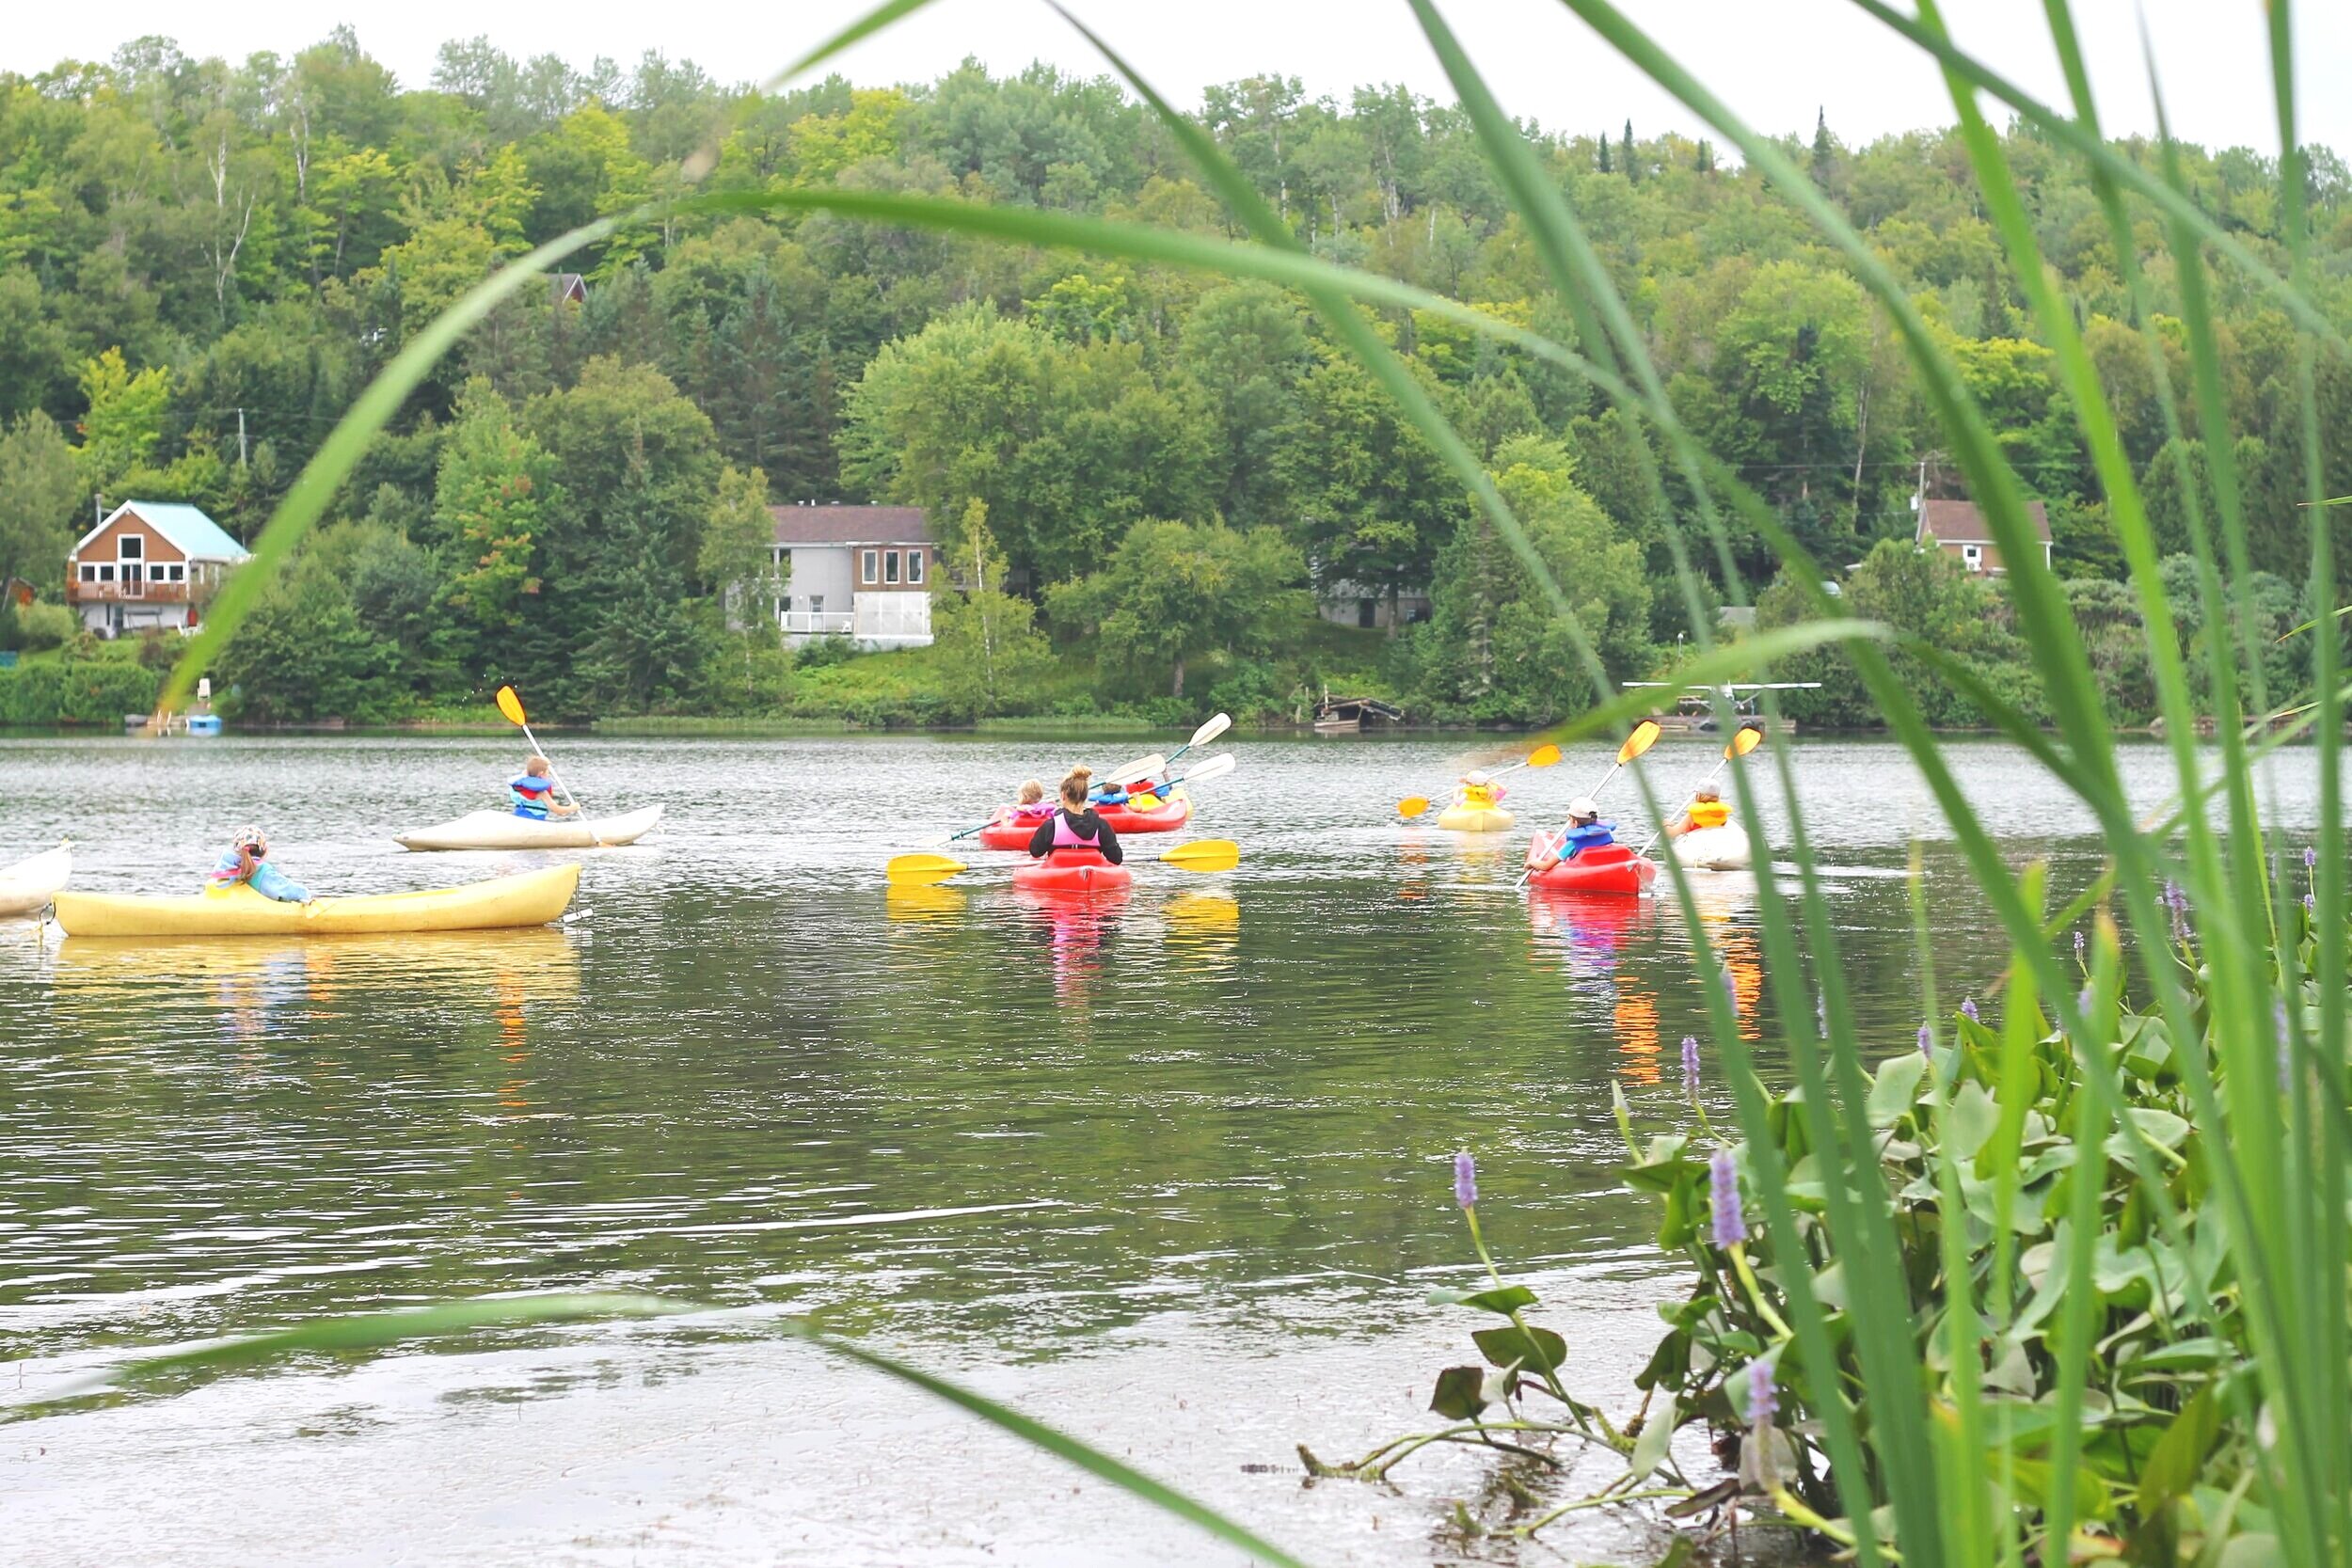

{"left": 97, "top": 563, "right": 115, "bottom": 582}
{"left": 883, "top": 549, "right": 900, "bottom": 584}
{"left": 167, "top": 563, "right": 184, "bottom": 581}
{"left": 906, "top": 550, "right": 924, "bottom": 585}
{"left": 1961, "top": 544, "right": 1983, "bottom": 572}
{"left": 118, "top": 534, "right": 143, "bottom": 562}
{"left": 861, "top": 549, "right": 878, "bottom": 584}
{"left": 1358, "top": 597, "right": 1377, "bottom": 628}
{"left": 809, "top": 594, "right": 824, "bottom": 618}
{"left": 78, "top": 563, "right": 95, "bottom": 582}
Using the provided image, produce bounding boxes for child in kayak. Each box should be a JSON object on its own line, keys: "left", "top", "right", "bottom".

{"left": 509, "top": 756, "right": 580, "bottom": 820}
{"left": 1663, "top": 786, "right": 1730, "bottom": 840}
{"left": 206, "top": 826, "right": 311, "bottom": 902}
{"left": 1454, "top": 769, "right": 1508, "bottom": 811}
{"left": 999, "top": 779, "right": 1056, "bottom": 826}
{"left": 1525, "top": 798, "right": 1615, "bottom": 869}
{"left": 1030, "top": 766, "right": 1125, "bottom": 863}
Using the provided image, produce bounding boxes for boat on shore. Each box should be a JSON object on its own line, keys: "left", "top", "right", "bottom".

{"left": 0, "top": 843, "right": 72, "bottom": 917}
{"left": 51, "top": 864, "right": 581, "bottom": 939}
{"left": 393, "top": 805, "right": 663, "bottom": 852}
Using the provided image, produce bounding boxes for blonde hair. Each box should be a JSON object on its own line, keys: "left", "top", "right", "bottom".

{"left": 1018, "top": 779, "right": 1045, "bottom": 804}
{"left": 1694, "top": 785, "right": 1720, "bottom": 801}
{"left": 527, "top": 756, "right": 553, "bottom": 777}
{"left": 1058, "top": 766, "right": 1094, "bottom": 808}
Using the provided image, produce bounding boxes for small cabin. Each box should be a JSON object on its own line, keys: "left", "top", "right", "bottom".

{"left": 767, "top": 504, "right": 934, "bottom": 650}
{"left": 67, "top": 500, "right": 249, "bottom": 638}
{"left": 1915, "top": 497, "right": 2051, "bottom": 577}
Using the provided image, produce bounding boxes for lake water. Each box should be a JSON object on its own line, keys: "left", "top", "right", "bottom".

{"left": 0, "top": 732, "right": 2325, "bottom": 1566}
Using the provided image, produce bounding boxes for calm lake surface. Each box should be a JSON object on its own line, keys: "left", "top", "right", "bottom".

{"left": 0, "top": 732, "right": 2328, "bottom": 1566}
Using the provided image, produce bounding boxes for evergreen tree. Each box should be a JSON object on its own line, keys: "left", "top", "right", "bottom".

{"left": 1621, "top": 119, "right": 1636, "bottom": 182}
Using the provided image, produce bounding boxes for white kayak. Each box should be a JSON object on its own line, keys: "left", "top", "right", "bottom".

{"left": 0, "top": 842, "right": 72, "bottom": 916}
{"left": 393, "top": 805, "right": 664, "bottom": 852}
{"left": 1667, "top": 821, "right": 1753, "bottom": 871}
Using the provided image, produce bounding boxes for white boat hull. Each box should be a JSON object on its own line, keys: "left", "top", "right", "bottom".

{"left": 0, "top": 843, "right": 72, "bottom": 916}
{"left": 394, "top": 805, "right": 663, "bottom": 852}
{"left": 1667, "top": 822, "right": 1753, "bottom": 871}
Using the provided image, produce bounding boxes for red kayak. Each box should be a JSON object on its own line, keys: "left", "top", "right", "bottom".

{"left": 1012, "top": 847, "right": 1134, "bottom": 895}
{"left": 1524, "top": 843, "right": 1658, "bottom": 895}
{"left": 978, "top": 814, "right": 1048, "bottom": 850}
{"left": 1096, "top": 790, "right": 1191, "bottom": 833}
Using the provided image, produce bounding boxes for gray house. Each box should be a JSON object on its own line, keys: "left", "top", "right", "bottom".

{"left": 769, "top": 504, "right": 934, "bottom": 650}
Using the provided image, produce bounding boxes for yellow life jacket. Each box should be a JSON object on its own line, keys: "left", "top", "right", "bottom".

{"left": 1460, "top": 784, "right": 1497, "bottom": 809}
{"left": 1688, "top": 800, "right": 1730, "bottom": 829}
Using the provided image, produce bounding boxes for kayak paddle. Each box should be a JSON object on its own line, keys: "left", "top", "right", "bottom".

{"left": 1635, "top": 725, "right": 1763, "bottom": 856}
{"left": 1104, "top": 752, "right": 1169, "bottom": 788}
{"left": 888, "top": 851, "right": 968, "bottom": 886}
{"left": 1160, "top": 752, "right": 1236, "bottom": 790}
{"left": 1160, "top": 838, "right": 1241, "bottom": 873}
{"left": 1396, "top": 742, "right": 1564, "bottom": 820}
{"left": 496, "top": 685, "right": 603, "bottom": 842}
{"left": 1513, "top": 721, "right": 1662, "bottom": 888}
{"left": 1160, "top": 712, "right": 1232, "bottom": 774}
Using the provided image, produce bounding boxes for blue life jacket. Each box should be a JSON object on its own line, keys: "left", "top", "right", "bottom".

{"left": 509, "top": 774, "right": 556, "bottom": 819}
{"left": 1562, "top": 820, "right": 1616, "bottom": 859}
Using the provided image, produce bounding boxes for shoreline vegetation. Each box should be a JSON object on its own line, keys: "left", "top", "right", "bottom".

{"left": 7, "top": 6, "right": 2351, "bottom": 1568}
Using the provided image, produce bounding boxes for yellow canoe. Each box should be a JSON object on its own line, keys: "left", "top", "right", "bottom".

{"left": 1437, "top": 804, "right": 1517, "bottom": 833}
{"left": 51, "top": 864, "right": 581, "bottom": 940}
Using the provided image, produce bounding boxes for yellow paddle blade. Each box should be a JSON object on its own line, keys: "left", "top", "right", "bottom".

{"left": 886, "top": 852, "right": 966, "bottom": 886}
{"left": 1160, "top": 838, "right": 1241, "bottom": 873}
{"left": 1728, "top": 725, "right": 1764, "bottom": 758}
{"left": 1396, "top": 796, "right": 1433, "bottom": 820}
{"left": 495, "top": 686, "right": 528, "bottom": 727}
{"left": 1525, "top": 743, "right": 1563, "bottom": 768}
{"left": 1618, "top": 719, "right": 1663, "bottom": 765}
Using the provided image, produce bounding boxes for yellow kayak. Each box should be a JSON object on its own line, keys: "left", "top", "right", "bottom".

{"left": 1437, "top": 804, "right": 1517, "bottom": 833}
{"left": 51, "top": 864, "right": 581, "bottom": 939}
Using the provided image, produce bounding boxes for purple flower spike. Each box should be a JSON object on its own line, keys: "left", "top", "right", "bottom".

{"left": 2307, "top": 847, "right": 2319, "bottom": 871}
{"left": 1917, "top": 1022, "right": 1932, "bottom": 1058}
{"left": 2074, "top": 928, "right": 2086, "bottom": 961}
{"left": 1454, "top": 1151, "right": 1478, "bottom": 1210}
{"left": 1681, "top": 1036, "right": 1701, "bottom": 1088}
{"left": 1709, "top": 1148, "right": 1747, "bottom": 1246}
{"left": 1746, "top": 1358, "right": 1778, "bottom": 1425}
{"left": 2305, "top": 892, "right": 2316, "bottom": 914}
{"left": 1960, "top": 996, "right": 1979, "bottom": 1023}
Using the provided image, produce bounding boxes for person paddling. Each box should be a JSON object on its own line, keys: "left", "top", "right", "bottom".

{"left": 1454, "top": 769, "right": 1507, "bottom": 811}
{"left": 509, "top": 756, "right": 580, "bottom": 820}
{"left": 206, "top": 826, "right": 311, "bottom": 903}
{"left": 1030, "top": 766, "right": 1125, "bottom": 864}
{"left": 1663, "top": 785, "right": 1730, "bottom": 840}
{"left": 997, "top": 779, "right": 1056, "bottom": 827}
{"left": 1526, "top": 797, "right": 1615, "bottom": 870}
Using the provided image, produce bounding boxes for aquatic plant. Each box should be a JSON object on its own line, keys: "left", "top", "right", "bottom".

{"left": 109, "top": 0, "right": 2352, "bottom": 1561}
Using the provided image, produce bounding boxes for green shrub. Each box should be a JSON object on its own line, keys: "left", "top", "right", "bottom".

{"left": 15, "top": 601, "right": 75, "bottom": 654}
{"left": 0, "top": 656, "right": 161, "bottom": 725}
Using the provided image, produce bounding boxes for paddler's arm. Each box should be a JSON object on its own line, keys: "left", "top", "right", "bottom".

{"left": 1027, "top": 816, "right": 1056, "bottom": 858}
{"left": 1094, "top": 813, "right": 1123, "bottom": 865}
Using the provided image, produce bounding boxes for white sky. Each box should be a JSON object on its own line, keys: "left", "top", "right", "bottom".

{"left": 4, "top": 0, "right": 2344, "bottom": 158}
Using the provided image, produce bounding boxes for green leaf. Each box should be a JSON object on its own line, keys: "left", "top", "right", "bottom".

{"left": 1628, "top": 1394, "right": 1679, "bottom": 1480}
{"left": 2137, "top": 1386, "right": 2221, "bottom": 1516}
{"left": 1430, "top": 1365, "right": 1491, "bottom": 1420}
{"left": 1867, "top": 1053, "right": 1930, "bottom": 1129}
{"left": 1426, "top": 1284, "right": 1538, "bottom": 1315}
{"left": 2217, "top": 1535, "right": 2283, "bottom": 1568}
{"left": 1473, "top": 1324, "right": 1567, "bottom": 1373}
{"left": 1945, "top": 1081, "right": 2001, "bottom": 1162}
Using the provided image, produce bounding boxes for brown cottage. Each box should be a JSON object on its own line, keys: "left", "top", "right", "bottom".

{"left": 66, "top": 501, "right": 250, "bottom": 637}
{"left": 1914, "top": 497, "right": 2052, "bottom": 577}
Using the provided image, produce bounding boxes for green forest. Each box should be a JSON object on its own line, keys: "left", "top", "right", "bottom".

{"left": 0, "top": 31, "right": 2347, "bottom": 727}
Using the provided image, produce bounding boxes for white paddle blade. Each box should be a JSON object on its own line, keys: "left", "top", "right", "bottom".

{"left": 1106, "top": 752, "right": 1168, "bottom": 786}
{"left": 1190, "top": 712, "right": 1233, "bottom": 748}
{"left": 1169, "top": 752, "right": 1236, "bottom": 787}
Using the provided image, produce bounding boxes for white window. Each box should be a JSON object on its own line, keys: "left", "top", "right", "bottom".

{"left": 907, "top": 550, "right": 924, "bottom": 585}
{"left": 78, "top": 562, "right": 95, "bottom": 582}
{"left": 1961, "top": 545, "right": 1983, "bottom": 572}
{"left": 809, "top": 594, "right": 824, "bottom": 617}
{"left": 167, "top": 563, "right": 184, "bottom": 581}
{"left": 149, "top": 563, "right": 168, "bottom": 581}
{"left": 883, "top": 549, "right": 900, "bottom": 584}
{"left": 861, "top": 549, "right": 878, "bottom": 584}
{"left": 118, "top": 534, "right": 143, "bottom": 562}
{"left": 97, "top": 563, "right": 115, "bottom": 582}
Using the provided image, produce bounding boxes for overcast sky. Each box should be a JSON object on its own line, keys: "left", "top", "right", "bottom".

{"left": 6, "top": 0, "right": 2344, "bottom": 157}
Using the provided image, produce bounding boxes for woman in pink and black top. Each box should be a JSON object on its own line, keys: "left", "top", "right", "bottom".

{"left": 1025, "top": 766, "right": 1125, "bottom": 863}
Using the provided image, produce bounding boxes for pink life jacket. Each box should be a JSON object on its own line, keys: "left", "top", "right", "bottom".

{"left": 1049, "top": 809, "right": 1102, "bottom": 854}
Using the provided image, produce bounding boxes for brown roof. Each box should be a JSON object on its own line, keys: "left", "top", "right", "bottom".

{"left": 770, "top": 504, "right": 931, "bottom": 546}
{"left": 1916, "top": 497, "right": 2051, "bottom": 546}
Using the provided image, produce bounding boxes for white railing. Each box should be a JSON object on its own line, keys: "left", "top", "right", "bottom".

{"left": 781, "top": 610, "right": 854, "bottom": 635}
